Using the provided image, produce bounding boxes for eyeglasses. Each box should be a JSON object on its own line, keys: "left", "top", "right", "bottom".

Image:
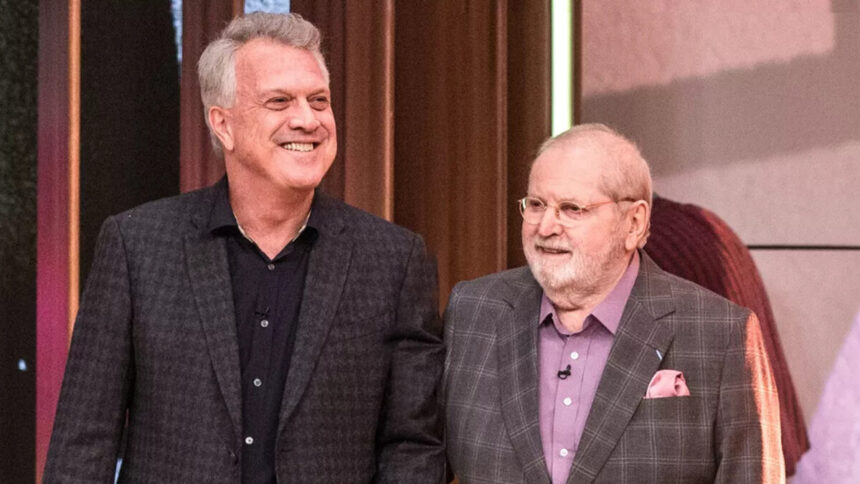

{"left": 517, "top": 196, "right": 637, "bottom": 227}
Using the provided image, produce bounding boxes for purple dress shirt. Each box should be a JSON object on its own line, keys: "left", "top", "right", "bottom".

{"left": 538, "top": 252, "right": 640, "bottom": 484}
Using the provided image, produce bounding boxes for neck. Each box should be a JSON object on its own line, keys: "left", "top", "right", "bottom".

{"left": 547, "top": 292, "right": 604, "bottom": 333}
{"left": 227, "top": 173, "right": 314, "bottom": 259}
{"left": 545, "top": 251, "right": 634, "bottom": 332}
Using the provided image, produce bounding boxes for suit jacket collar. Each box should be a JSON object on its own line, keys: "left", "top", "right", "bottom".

{"left": 185, "top": 181, "right": 243, "bottom": 441}
{"left": 566, "top": 252, "right": 676, "bottom": 483}
{"left": 497, "top": 268, "right": 553, "bottom": 484}
{"left": 277, "top": 192, "right": 352, "bottom": 433}
{"left": 185, "top": 181, "right": 353, "bottom": 443}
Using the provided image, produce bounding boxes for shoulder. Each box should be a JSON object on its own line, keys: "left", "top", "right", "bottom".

{"left": 638, "top": 257, "right": 754, "bottom": 358}
{"left": 667, "top": 270, "right": 748, "bottom": 321}
{"left": 446, "top": 267, "right": 536, "bottom": 316}
{"left": 452, "top": 267, "right": 532, "bottom": 297}
{"left": 638, "top": 254, "right": 749, "bottom": 320}
{"left": 108, "top": 184, "right": 216, "bottom": 238}
{"left": 314, "top": 192, "right": 422, "bottom": 251}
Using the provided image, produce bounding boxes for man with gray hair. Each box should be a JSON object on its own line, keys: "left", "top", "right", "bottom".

{"left": 444, "top": 123, "right": 784, "bottom": 482}
{"left": 45, "top": 12, "right": 444, "bottom": 483}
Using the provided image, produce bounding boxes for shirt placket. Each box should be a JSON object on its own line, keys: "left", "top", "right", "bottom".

{"left": 242, "top": 259, "right": 278, "bottom": 450}
{"left": 551, "top": 331, "right": 590, "bottom": 482}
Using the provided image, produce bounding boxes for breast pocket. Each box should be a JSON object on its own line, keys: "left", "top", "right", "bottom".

{"left": 326, "top": 309, "right": 392, "bottom": 342}
{"left": 620, "top": 396, "right": 712, "bottom": 461}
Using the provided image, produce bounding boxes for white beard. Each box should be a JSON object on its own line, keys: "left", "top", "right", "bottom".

{"left": 524, "top": 227, "right": 628, "bottom": 301}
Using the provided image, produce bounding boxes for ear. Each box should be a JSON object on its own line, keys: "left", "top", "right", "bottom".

{"left": 208, "top": 105, "right": 235, "bottom": 152}
{"left": 624, "top": 200, "right": 651, "bottom": 251}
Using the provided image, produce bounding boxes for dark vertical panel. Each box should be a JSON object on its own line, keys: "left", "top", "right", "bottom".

{"left": 290, "top": 0, "right": 347, "bottom": 200}
{"left": 294, "top": 0, "right": 397, "bottom": 218}
{"left": 79, "top": 1, "right": 180, "bottom": 288}
{"left": 0, "top": 1, "right": 38, "bottom": 481}
{"left": 342, "top": 0, "right": 394, "bottom": 219}
{"left": 179, "top": 1, "right": 236, "bottom": 192}
{"left": 288, "top": 1, "right": 555, "bottom": 303}
{"left": 395, "top": 1, "right": 508, "bottom": 307}
{"left": 36, "top": 0, "right": 71, "bottom": 480}
{"left": 506, "top": 1, "right": 551, "bottom": 269}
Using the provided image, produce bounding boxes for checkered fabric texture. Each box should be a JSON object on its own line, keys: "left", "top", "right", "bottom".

{"left": 444, "top": 253, "right": 784, "bottom": 483}
{"left": 44, "top": 181, "right": 445, "bottom": 483}
{"left": 646, "top": 195, "right": 808, "bottom": 475}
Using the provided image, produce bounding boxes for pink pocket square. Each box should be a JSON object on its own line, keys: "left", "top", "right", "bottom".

{"left": 645, "top": 369, "right": 691, "bottom": 399}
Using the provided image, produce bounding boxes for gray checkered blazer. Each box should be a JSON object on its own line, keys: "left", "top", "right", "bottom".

{"left": 444, "top": 253, "right": 784, "bottom": 483}
{"left": 45, "top": 180, "right": 445, "bottom": 483}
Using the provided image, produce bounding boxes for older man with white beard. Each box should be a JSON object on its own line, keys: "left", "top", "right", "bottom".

{"left": 443, "top": 123, "right": 785, "bottom": 484}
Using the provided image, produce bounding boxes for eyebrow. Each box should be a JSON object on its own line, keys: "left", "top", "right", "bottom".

{"left": 527, "top": 194, "right": 588, "bottom": 205}
{"left": 259, "top": 86, "right": 330, "bottom": 97}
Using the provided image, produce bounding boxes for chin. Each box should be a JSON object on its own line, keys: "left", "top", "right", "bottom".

{"left": 282, "top": 162, "right": 333, "bottom": 189}
{"left": 526, "top": 250, "right": 571, "bottom": 288}
{"left": 525, "top": 247, "right": 602, "bottom": 296}
{"left": 532, "top": 264, "right": 579, "bottom": 293}
{"left": 273, "top": 169, "right": 327, "bottom": 192}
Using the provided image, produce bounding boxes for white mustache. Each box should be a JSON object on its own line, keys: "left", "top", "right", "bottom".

{"left": 535, "top": 241, "right": 572, "bottom": 252}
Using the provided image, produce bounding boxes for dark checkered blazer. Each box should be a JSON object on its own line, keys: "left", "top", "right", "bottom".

{"left": 44, "top": 181, "right": 445, "bottom": 483}
{"left": 444, "top": 253, "right": 784, "bottom": 483}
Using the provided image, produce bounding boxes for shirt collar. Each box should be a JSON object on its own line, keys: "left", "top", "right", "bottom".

{"left": 208, "top": 178, "right": 237, "bottom": 234}
{"left": 207, "top": 177, "right": 320, "bottom": 241}
{"left": 539, "top": 250, "right": 640, "bottom": 336}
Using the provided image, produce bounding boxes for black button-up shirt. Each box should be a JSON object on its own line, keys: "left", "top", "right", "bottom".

{"left": 209, "top": 183, "right": 318, "bottom": 484}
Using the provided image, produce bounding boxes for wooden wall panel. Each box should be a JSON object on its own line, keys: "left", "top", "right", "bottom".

{"left": 179, "top": 1, "right": 240, "bottom": 192}
{"left": 506, "top": 2, "right": 552, "bottom": 269}
{"left": 394, "top": 1, "right": 509, "bottom": 306}
{"left": 293, "top": 0, "right": 396, "bottom": 219}
{"left": 290, "top": 0, "right": 347, "bottom": 200}
{"left": 342, "top": 1, "right": 395, "bottom": 219}
{"left": 295, "top": 0, "right": 555, "bottom": 305}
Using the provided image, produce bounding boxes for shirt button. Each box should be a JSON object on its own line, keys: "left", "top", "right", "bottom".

{"left": 260, "top": 319, "right": 269, "bottom": 328}
{"left": 267, "top": 263, "right": 275, "bottom": 271}
{"left": 560, "top": 448, "right": 569, "bottom": 457}
{"left": 570, "top": 351, "right": 579, "bottom": 360}
{"left": 245, "top": 436, "right": 254, "bottom": 445}
{"left": 563, "top": 397, "right": 572, "bottom": 406}
{"left": 253, "top": 378, "right": 262, "bottom": 387}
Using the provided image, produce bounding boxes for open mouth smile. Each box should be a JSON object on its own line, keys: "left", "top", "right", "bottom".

{"left": 280, "top": 142, "right": 317, "bottom": 152}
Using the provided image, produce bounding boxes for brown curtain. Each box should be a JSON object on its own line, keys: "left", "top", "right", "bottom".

{"left": 291, "top": 0, "right": 553, "bottom": 307}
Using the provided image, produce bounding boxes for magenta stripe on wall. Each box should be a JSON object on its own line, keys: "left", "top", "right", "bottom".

{"left": 36, "top": 0, "right": 72, "bottom": 480}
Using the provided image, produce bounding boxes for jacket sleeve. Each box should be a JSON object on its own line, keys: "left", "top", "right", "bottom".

{"left": 43, "top": 215, "right": 134, "bottom": 482}
{"left": 714, "top": 311, "right": 785, "bottom": 483}
{"left": 373, "top": 234, "right": 446, "bottom": 483}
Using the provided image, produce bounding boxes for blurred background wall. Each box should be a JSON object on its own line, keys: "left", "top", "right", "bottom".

{"left": 580, "top": 0, "right": 860, "bottom": 477}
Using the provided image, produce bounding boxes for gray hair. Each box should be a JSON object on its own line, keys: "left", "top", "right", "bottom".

{"left": 535, "top": 123, "right": 652, "bottom": 207}
{"left": 197, "top": 12, "right": 329, "bottom": 156}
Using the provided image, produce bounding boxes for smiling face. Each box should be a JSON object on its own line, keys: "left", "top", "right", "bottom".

{"left": 211, "top": 39, "right": 337, "bottom": 196}
{"left": 522, "top": 141, "right": 633, "bottom": 299}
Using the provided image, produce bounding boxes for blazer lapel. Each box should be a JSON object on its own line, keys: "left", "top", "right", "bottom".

{"left": 278, "top": 196, "right": 353, "bottom": 432}
{"left": 184, "top": 194, "right": 243, "bottom": 439}
{"left": 497, "top": 270, "right": 553, "bottom": 484}
{"left": 567, "top": 254, "right": 676, "bottom": 483}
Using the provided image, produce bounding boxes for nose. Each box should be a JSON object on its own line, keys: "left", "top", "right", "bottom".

{"left": 288, "top": 99, "right": 321, "bottom": 132}
{"left": 536, "top": 206, "right": 563, "bottom": 237}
